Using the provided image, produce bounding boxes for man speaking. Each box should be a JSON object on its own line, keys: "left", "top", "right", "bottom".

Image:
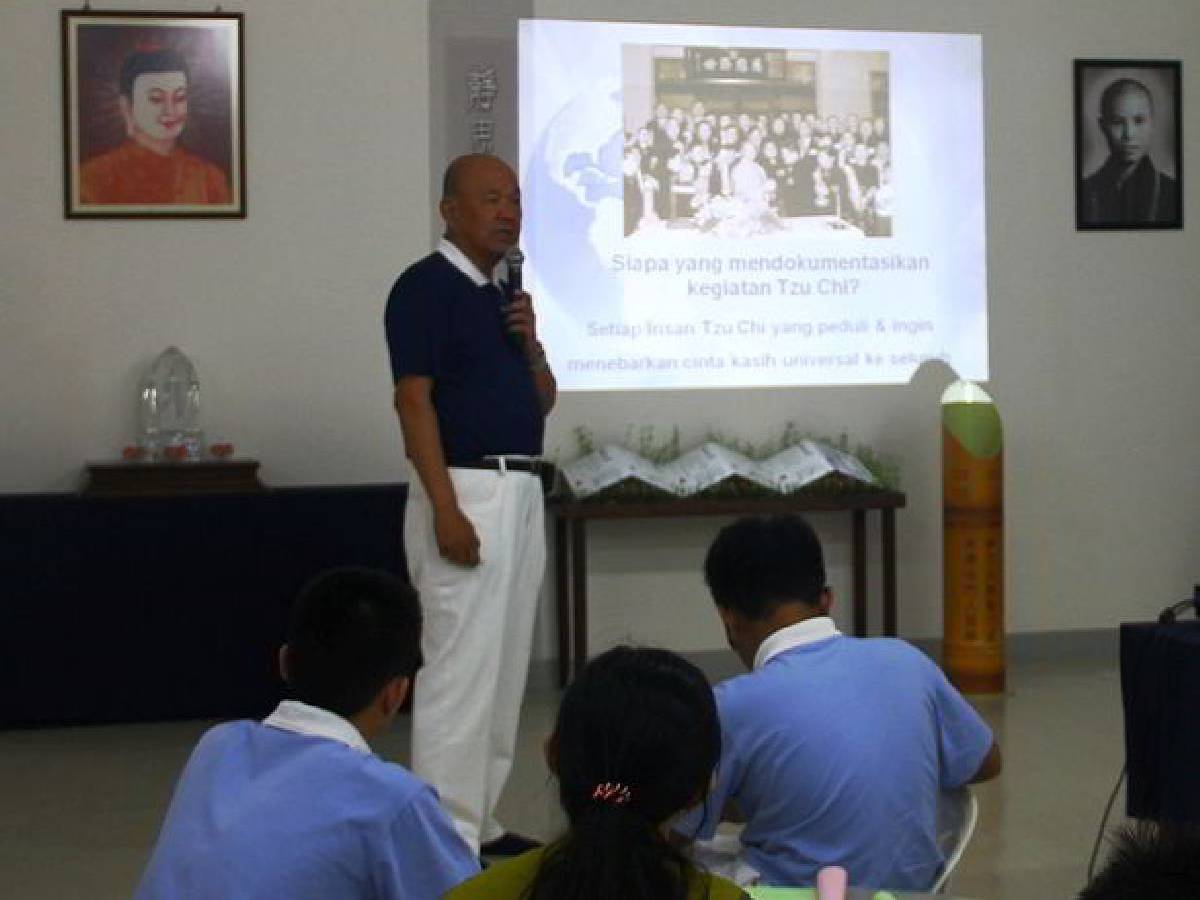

{"left": 385, "top": 154, "right": 556, "bottom": 855}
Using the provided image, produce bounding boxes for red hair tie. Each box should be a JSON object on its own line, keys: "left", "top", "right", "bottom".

{"left": 591, "top": 782, "right": 633, "bottom": 806}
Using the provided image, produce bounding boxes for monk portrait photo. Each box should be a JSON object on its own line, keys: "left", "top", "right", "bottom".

{"left": 62, "top": 11, "right": 244, "bottom": 218}
{"left": 1074, "top": 59, "right": 1182, "bottom": 231}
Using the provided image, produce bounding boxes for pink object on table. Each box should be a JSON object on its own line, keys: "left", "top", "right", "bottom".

{"left": 816, "top": 865, "right": 848, "bottom": 900}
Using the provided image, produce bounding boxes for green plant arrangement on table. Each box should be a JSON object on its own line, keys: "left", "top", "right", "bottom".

{"left": 557, "top": 423, "right": 900, "bottom": 503}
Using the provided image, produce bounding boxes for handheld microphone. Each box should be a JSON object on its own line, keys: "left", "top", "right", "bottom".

{"left": 503, "top": 247, "right": 526, "bottom": 352}
{"left": 506, "top": 246, "right": 524, "bottom": 294}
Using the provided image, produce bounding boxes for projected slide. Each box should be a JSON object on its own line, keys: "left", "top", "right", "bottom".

{"left": 519, "top": 20, "right": 986, "bottom": 391}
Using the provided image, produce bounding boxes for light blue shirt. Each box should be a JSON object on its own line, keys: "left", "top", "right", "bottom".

{"left": 135, "top": 701, "right": 479, "bottom": 900}
{"left": 684, "top": 619, "right": 993, "bottom": 891}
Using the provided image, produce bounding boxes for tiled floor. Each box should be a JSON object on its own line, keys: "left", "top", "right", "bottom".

{"left": 0, "top": 651, "right": 1127, "bottom": 899}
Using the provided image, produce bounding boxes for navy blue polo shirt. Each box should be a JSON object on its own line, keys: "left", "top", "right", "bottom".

{"left": 385, "top": 249, "right": 543, "bottom": 466}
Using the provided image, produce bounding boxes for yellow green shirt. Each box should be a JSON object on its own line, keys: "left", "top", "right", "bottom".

{"left": 445, "top": 845, "right": 748, "bottom": 900}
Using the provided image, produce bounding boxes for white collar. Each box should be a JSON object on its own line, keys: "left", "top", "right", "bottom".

{"left": 437, "top": 237, "right": 506, "bottom": 288}
{"left": 753, "top": 616, "right": 842, "bottom": 670}
{"left": 262, "top": 700, "right": 371, "bottom": 754}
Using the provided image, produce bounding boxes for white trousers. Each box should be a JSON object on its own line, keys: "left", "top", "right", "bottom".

{"left": 404, "top": 467, "right": 546, "bottom": 853}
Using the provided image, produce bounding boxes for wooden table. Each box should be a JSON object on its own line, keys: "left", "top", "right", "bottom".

{"left": 549, "top": 488, "right": 907, "bottom": 685}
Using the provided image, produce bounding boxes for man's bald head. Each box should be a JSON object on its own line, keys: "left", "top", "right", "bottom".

{"left": 438, "top": 154, "right": 521, "bottom": 274}
{"left": 442, "top": 154, "right": 511, "bottom": 202}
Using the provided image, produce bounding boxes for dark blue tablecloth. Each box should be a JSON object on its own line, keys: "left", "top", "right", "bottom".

{"left": 0, "top": 485, "right": 407, "bottom": 728}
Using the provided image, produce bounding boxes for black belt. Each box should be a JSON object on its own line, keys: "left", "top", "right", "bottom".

{"left": 455, "top": 458, "right": 557, "bottom": 493}
{"left": 456, "top": 457, "right": 548, "bottom": 475}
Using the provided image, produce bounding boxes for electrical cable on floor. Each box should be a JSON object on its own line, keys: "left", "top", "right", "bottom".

{"left": 1085, "top": 764, "right": 1126, "bottom": 884}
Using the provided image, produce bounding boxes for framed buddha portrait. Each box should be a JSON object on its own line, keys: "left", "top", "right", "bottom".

{"left": 62, "top": 10, "right": 245, "bottom": 218}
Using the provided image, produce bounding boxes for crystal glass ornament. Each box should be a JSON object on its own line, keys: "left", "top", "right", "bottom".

{"left": 139, "top": 347, "right": 204, "bottom": 460}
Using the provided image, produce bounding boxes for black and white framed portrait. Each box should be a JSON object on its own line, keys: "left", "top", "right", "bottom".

{"left": 1075, "top": 60, "right": 1182, "bottom": 230}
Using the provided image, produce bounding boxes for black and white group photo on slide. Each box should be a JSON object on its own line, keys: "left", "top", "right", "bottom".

{"left": 622, "top": 46, "right": 892, "bottom": 239}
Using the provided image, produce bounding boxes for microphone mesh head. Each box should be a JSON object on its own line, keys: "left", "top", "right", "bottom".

{"left": 506, "top": 247, "right": 524, "bottom": 271}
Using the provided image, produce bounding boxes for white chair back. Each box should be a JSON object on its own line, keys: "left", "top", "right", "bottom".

{"left": 931, "top": 785, "right": 978, "bottom": 894}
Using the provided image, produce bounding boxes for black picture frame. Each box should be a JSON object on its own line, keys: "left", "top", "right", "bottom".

{"left": 62, "top": 10, "right": 246, "bottom": 219}
{"left": 1074, "top": 59, "right": 1182, "bottom": 230}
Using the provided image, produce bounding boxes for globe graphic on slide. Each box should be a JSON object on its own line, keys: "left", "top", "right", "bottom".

{"left": 524, "top": 82, "right": 625, "bottom": 321}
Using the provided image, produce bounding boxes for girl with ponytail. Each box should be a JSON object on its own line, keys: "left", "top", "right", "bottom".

{"left": 446, "top": 646, "right": 747, "bottom": 900}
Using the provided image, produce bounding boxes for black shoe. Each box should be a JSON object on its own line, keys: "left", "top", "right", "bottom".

{"left": 480, "top": 832, "right": 542, "bottom": 857}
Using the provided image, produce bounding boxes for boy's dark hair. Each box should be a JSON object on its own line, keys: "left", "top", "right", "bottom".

{"left": 1079, "top": 822, "right": 1200, "bottom": 900}
{"left": 284, "top": 567, "right": 422, "bottom": 719}
{"left": 704, "top": 514, "right": 826, "bottom": 619}
{"left": 528, "top": 646, "right": 721, "bottom": 900}
{"left": 119, "top": 48, "right": 189, "bottom": 98}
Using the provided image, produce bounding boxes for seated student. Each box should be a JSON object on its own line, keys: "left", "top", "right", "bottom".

{"left": 135, "top": 568, "right": 478, "bottom": 900}
{"left": 1079, "top": 822, "right": 1200, "bottom": 900}
{"left": 679, "top": 515, "right": 1001, "bottom": 891}
{"left": 447, "top": 646, "right": 748, "bottom": 900}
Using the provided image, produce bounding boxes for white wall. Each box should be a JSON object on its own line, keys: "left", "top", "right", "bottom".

{"left": 4, "top": 0, "right": 1199, "bottom": 663}
{"left": 0, "top": 0, "right": 429, "bottom": 491}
